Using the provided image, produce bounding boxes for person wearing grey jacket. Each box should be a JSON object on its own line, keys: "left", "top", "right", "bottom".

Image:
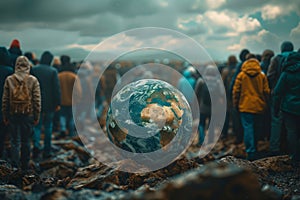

{"left": 2, "top": 56, "right": 41, "bottom": 170}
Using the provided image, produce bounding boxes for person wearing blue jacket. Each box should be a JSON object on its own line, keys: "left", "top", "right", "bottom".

{"left": 31, "top": 51, "right": 61, "bottom": 159}
{"left": 0, "top": 47, "right": 13, "bottom": 159}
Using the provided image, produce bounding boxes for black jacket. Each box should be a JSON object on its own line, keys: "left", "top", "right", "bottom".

{"left": 31, "top": 65, "right": 61, "bottom": 112}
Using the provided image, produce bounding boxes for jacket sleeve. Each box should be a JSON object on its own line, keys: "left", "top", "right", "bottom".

{"left": 32, "top": 79, "right": 41, "bottom": 121}
{"left": 52, "top": 70, "right": 61, "bottom": 107}
{"left": 273, "top": 73, "right": 286, "bottom": 116}
{"left": 263, "top": 74, "right": 270, "bottom": 102}
{"left": 267, "top": 56, "right": 278, "bottom": 91}
{"left": 232, "top": 73, "right": 242, "bottom": 109}
{"left": 2, "top": 79, "right": 10, "bottom": 120}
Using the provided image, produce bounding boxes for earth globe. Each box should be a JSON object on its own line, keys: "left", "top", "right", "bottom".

{"left": 106, "top": 79, "right": 193, "bottom": 155}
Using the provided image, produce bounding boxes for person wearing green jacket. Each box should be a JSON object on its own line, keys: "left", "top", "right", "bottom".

{"left": 273, "top": 51, "right": 300, "bottom": 165}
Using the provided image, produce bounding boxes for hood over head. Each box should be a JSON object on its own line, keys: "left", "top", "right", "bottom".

{"left": 10, "top": 39, "right": 20, "bottom": 49}
{"left": 204, "top": 65, "right": 218, "bottom": 77}
{"left": 239, "top": 49, "right": 250, "bottom": 62}
{"left": 183, "top": 69, "right": 192, "bottom": 78}
{"left": 261, "top": 49, "right": 274, "bottom": 61}
{"left": 241, "top": 58, "right": 261, "bottom": 77}
{"left": 40, "top": 51, "right": 54, "bottom": 65}
{"left": 281, "top": 41, "right": 294, "bottom": 53}
{"left": 14, "top": 56, "right": 31, "bottom": 80}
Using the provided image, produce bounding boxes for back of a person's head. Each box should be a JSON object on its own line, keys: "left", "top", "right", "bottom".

{"left": 255, "top": 54, "right": 262, "bottom": 62}
{"left": 40, "top": 51, "right": 54, "bottom": 65}
{"left": 239, "top": 49, "right": 250, "bottom": 62}
{"left": 280, "top": 41, "right": 294, "bottom": 53}
{"left": 52, "top": 56, "right": 61, "bottom": 66}
{"left": 261, "top": 49, "right": 274, "bottom": 61}
{"left": 227, "top": 55, "right": 237, "bottom": 66}
{"left": 9, "top": 39, "right": 21, "bottom": 49}
{"left": 24, "top": 52, "right": 33, "bottom": 61}
{"left": 0, "top": 46, "right": 10, "bottom": 66}
{"left": 245, "top": 53, "right": 256, "bottom": 60}
{"left": 60, "top": 55, "right": 71, "bottom": 66}
{"left": 204, "top": 65, "right": 218, "bottom": 77}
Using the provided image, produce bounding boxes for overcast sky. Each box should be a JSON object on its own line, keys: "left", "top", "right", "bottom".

{"left": 0, "top": 0, "right": 299, "bottom": 62}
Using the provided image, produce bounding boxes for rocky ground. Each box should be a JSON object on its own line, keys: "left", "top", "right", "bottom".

{"left": 0, "top": 132, "right": 299, "bottom": 200}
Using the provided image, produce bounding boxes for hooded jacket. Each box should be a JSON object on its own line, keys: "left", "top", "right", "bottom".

{"left": 31, "top": 51, "right": 61, "bottom": 112}
{"left": 273, "top": 52, "right": 300, "bottom": 116}
{"left": 2, "top": 56, "right": 41, "bottom": 121}
{"left": 233, "top": 59, "right": 270, "bottom": 114}
{"left": 195, "top": 65, "right": 224, "bottom": 115}
{"left": 267, "top": 41, "right": 294, "bottom": 91}
{"left": 0, "top": 47, "right": 13, "bottom": 120}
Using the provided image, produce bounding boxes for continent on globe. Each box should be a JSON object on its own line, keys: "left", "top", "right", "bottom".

{"left": 106, "top": 79, "right": 192, "bottom": 155}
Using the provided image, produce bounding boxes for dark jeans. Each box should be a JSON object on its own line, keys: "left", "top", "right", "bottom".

{"left": 282, "top": 112, "right": 300, "bottom": 162}
{"left": 33, "top": 112, "right": 54, "bottom": 154}
{"left": 60, "top": 106, "right": 75, "bottom": 136}
{"left": 199, "top": 113, "right": 214, "bottom": 144}
{"left": 0, "top": 120, "right": 9, "bottom": 159}
{"left": 269, "top": 97, "right": 285, "bottom": 152}
{"left": 240, "top": 112, "right": 263, "bottom": 153}
{"left": 9, "top": 115, "right": 33, "bottom": 170}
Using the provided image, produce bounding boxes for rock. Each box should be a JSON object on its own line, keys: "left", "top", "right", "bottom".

{"left": 52, "top": 140, "right": 90, "bottom": 162}
{"left": 219, "top": 156, "right": 268, "bottom": 180}
{"left": 253, "top": 155, "right": 293, "bottom": 173}
{"left": 39, "top": 149, "right": 85, "bottom": 179}
{"left": 261, "top": 184, "right": 284, "bottom": 200}
{"left": 40, "top": 188, "right": 69, "bottom": 200}
{"left": 0, "top": 160, "right": 13, "bottom": 180}
{"left": 128, "top": 161, "right": 269, "bottom": 200}
{"left": 0, "top": 184, "right": 26, "bottom": 200}
{"left": 292, "top": 195, "right": 300, "bottom": 200}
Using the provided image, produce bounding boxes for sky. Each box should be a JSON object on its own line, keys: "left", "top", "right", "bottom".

{"left": 0, "top": 0, "right": 299, "bottom": 63}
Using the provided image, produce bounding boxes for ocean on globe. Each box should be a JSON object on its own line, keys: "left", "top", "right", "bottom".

{"left": 106, "top": 79, "right": 192, "bottom": 154}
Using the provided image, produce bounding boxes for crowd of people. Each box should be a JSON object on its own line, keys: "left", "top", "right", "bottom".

{"left": 0, "top": 38, "right": 299, "bottom": 172}
{"left": 0, "top": 39, "right": 108, "bottom": 171}
{"left": 185, "top": 41, "right": 300, "bottom": 163}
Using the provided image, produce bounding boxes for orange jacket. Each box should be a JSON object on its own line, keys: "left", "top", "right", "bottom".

{"left": 233, "top": 59, "right": 270, "bottom": 114}
{"left": 58, "top": 71, "right": 82, "bottom": 106}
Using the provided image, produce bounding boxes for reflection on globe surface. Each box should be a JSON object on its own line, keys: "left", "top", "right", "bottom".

{"left": 106, "top": 79, "right": 192, "bottom": 154}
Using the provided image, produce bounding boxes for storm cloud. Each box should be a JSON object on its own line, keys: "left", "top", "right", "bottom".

{"left": 0, "top": 0, "right": 298, "bottom": 61}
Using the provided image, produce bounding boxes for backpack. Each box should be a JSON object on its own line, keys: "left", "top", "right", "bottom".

{"left": 10, "top": 75, "right": 32, "bottom": 115}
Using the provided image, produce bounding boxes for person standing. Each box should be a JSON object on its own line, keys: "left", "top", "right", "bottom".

{"left": 267, "top": 41, "right": 294, "bottom": 155}
{"left": 195, "top": 65, "right": 224, "bottom": 145}
{"left": 58, "top": 55, "right": 82, "bottom": 138}
{"left": 221, "top": 55, "right": 238, "bottom": 139}
{"left": 230, "top": 49, "right": 250, "bottom": 144}
{"left": 273, "top": 52, "right": 300, "bottom": 165}
{"left": 233, "top": 58, "right": 270, "bottom": 160}
{"left": 2, "top": 56, "right": 41, "bottom": 170}
{"left": 0, "top": 47, "right": 14, "bottom": 159}
{"left": 31, "top": 51, "right": 61, "bottom": 159}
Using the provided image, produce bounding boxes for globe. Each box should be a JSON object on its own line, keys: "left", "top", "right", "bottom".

{"left": 106, "top": 79, "right": 192, "bottom": 154}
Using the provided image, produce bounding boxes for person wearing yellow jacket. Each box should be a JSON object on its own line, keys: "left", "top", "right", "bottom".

{"left": 233, "top": 56, "right": 270, "bottom": 160}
